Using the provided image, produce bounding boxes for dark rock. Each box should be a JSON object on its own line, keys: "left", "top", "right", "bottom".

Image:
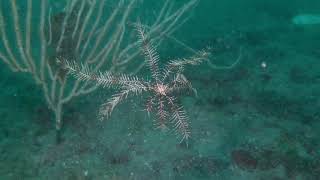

{"left": 107, "top": 151, "right": 131, "bottom": 165}
{"left": 231, "top": 149, "right": 257, "bottom": 170}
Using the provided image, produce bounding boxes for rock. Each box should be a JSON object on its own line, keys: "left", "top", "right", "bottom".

{"left": 231, "top": 149, "right": 257, "bottom": 170}
{"left": 292, "top": 14, "right": 320, "bottom": 25}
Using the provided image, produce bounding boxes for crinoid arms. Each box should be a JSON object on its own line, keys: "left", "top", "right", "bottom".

{"left": 59, "top": 23, "right": 209, "bottom": 142}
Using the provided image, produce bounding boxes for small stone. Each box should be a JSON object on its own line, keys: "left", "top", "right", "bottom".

{"left": 231, "top": 149, "right": 257, "bottom": 170}
{"left": 84, "top": 170, "right": 88, "bottom": 176}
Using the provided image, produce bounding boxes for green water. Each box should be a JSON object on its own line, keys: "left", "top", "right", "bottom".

{"left": 1, "top": 0, "right": 320, "bottom": 179}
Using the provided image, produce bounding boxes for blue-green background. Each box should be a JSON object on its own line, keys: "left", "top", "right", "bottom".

{"left": 1, "top": 0, "right": 320, "bottom": 179}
